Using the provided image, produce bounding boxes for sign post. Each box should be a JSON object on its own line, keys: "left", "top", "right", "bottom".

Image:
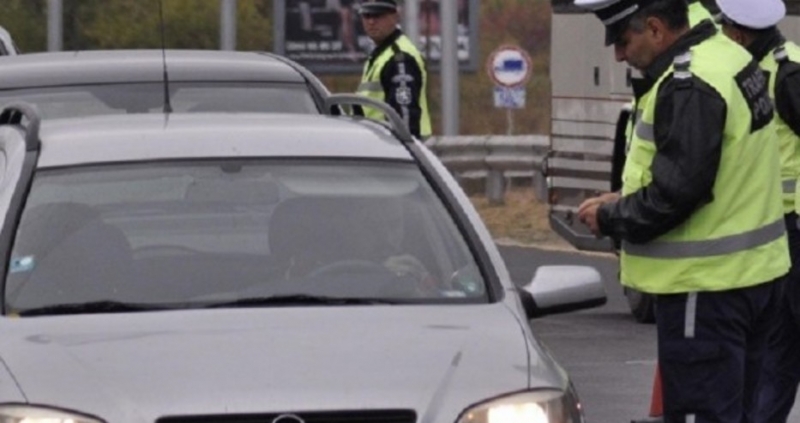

{"left": 486, "top": 45, "right": 533, "bottom": 204}
{"left": 487, "top": 45, "right": 533, "bottom": 134}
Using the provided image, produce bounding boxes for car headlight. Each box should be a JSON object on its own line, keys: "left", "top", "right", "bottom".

{"left": 0, "top": 404, "right": 104, "bottom": 423}
{"left": 456, "top": 387, "right": 585, "bottom": 423}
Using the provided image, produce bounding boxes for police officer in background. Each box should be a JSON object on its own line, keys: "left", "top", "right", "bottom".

{"left": 355, "top": 0, "right": 432, "bottom": 139}
{"left": 575, "top": 0, "right": 790, "bottom": 421}
{"left": 716, "top": 2, "right": 800, "bottom": 422}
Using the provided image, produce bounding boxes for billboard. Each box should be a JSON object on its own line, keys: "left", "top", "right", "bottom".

{"left": 273, "top": 0, "right": 479, "bottom": 74}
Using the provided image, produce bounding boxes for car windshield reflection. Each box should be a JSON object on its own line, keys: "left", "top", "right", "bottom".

{"left": 0, "top": 82, "right": 319, "bottom": 119}
{"left": 5, "top": 160, "right": 488, "bottom": 315}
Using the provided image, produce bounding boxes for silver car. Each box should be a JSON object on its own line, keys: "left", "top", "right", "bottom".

{"left": 0, "top": 98, "right": 604, "bottom": 422}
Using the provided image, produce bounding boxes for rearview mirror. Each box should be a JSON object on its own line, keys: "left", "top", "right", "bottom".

{"left": 519, "top": 265, "right": 607, "bottom": 319}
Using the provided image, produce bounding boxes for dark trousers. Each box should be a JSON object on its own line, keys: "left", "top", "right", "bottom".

{"left": 755, "top": 212, "right": 800, "bottom": 423}
{"left": 656, "top": 277, "right": 782, "bottom": 423}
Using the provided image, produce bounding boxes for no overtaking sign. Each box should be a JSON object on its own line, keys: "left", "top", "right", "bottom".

{"left": 487, "top": 45, "right": 533, "bottom": 88}
{"left": 487, "top": 45, "right": 532, "bottom": 109}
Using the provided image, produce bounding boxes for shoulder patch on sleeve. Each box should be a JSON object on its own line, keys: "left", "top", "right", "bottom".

{"left": 395, "top": 86, "right": 412, "bottom": 105}
{"left": 774, "top": 45, "right": 788, "bottom": 63}
{"left": 672, "top": 51, "right": 692, "bottom": 80}
{"left": 735, "top": 61, "right": 774, "bottom": 133}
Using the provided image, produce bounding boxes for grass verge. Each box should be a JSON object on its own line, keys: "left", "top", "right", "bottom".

{"left": 470, "top": 188, "right": 573, "bottom": 250}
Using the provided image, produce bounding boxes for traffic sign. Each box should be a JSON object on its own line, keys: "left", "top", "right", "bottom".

{"left": 487, "top": 45, "right": 533, "bottom": 88}
{"left": 493, "top": 86, "right": 526, "bottom": 109}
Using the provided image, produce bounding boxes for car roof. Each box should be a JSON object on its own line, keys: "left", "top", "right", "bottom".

{"left": 0, "top": 50, "right": 307, "bottom": 88}
{"left": 33, "top": 113, "right": 412, "bottom": 168}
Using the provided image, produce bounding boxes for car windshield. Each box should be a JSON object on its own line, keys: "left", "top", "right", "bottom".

{"left": 5, "top": 160, "right": 488, "bottom": 315}
{"left": 0, "top": 82, "right": 319, "bottom": 119}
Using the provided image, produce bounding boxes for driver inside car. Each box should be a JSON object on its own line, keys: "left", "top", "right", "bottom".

{"left": 353, "top": 199, "right": 441, "bottom": 296}
{"left": 277, "top": 196, "right": 440, "bottom": 297}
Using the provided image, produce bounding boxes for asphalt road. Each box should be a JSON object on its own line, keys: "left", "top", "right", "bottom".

{"left": 498, "top": 244, "right": 800, "bottom": 423}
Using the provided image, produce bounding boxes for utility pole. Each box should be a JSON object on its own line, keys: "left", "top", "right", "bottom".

{"left": 220, "top": 0, "right": 237, "bottom": 50}
{"left": 440, "top": 0, "right": 459, "bottom": 135}
{"left": 47, "top": 0, "right": 63, "bottom": 52}
{"left": 273, "top": 0, "right": 285, "bottom": 53}
{"left": 403, "top": 0, "right": 420, "bottom": 47}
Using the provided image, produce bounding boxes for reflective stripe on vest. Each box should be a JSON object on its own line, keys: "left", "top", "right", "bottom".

{"left": 635, "top": 121, "right": 654, "bottom": 142}
{"left": 623, "top": 218, "right": 785, "bottom": 259}
{"left": 785, "top": 179, "right": 797, "bottom": 194}
{"left": 685, "top": 293, "right": 698, "bottom": 338}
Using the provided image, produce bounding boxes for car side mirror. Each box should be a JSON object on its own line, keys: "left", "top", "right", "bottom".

{"left": 519, "top": 265, "right": 607, "bottom": 319}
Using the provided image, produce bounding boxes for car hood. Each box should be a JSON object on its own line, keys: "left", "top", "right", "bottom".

{"left": 0, "top": 304, "right": 566, "bottom": 422}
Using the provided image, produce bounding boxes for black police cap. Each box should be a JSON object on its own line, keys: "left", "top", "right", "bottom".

{"left": 575, "top": 0, "right": 653, "bottom": 45}
{"left": 359, "top": 0, "right": 399, "bottom": 16}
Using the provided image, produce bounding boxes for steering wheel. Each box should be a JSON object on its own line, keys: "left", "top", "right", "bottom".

{"left": 307, "top": 259, "right": 389, "bottom": 280}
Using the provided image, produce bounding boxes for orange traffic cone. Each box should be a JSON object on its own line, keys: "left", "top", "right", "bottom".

{"left": 631, "top": 365, "right": 663, "bottom": 423}
{"left": 648, "top": 365, "right": 664, "bottom": 417}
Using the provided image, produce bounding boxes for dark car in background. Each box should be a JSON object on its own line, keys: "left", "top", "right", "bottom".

{"left": 0, "top": 49, "right": 331, "bottom": 118}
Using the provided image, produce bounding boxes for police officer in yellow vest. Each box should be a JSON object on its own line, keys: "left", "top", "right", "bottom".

{"left": 575, "top": 0, "right": 790, "bottom": 421}
{"left": 620, "top": 0, "right": 714, "bottom": 161}
{"left": 717, "top": 2, "right": 800, "bottom": 421}
{"left": 614, "top": 0, "right": 712, "bottom": 198}
{"left": 355, "top": 0, "right": 432, "bottom": 139}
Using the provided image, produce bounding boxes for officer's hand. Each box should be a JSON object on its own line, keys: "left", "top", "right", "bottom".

{"left": 578, "top": 203, "right": 602, "bottom": 235}
{"left": 578, "top": 192, "right": 619, "bottom": 236}
{"left": 577, "top": 192, "right": 620, "bottom": 215}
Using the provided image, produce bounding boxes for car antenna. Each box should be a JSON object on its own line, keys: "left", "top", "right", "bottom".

{"left": 158, "top": 0, "right": 173, "bottom": 114}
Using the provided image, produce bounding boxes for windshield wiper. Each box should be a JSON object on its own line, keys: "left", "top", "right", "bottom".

{"left": 14, "top": 295, "right": 399, "bottom": 316}
{"left": 204, "top": 294, "right": 398, "bottom": 308}
{"left": 16, "top": 300, "right": 172, "bottom": 317}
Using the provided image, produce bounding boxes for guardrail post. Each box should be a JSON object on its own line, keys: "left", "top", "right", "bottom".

{"left": 534, "top": 168, "right": 548, "bottom": 202}
{"left": 486, "top": 170, "right": 506, "bottom": 205}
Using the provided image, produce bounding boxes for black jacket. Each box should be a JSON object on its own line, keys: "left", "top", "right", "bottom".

{"left": 598, "top": 22, "right": 730, "bottom": 244}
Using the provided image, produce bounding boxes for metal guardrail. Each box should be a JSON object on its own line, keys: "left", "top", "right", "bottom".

{"left": 546, "top": 98, "right": 628, "bottom": 252}
{"left": 425, "top": 108, "right": 625, "bottom": 251}
{"left": 425, "top": 135, "right": 549, "bottom": 204}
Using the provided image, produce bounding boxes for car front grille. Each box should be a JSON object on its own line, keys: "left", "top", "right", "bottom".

{"left": 156, "top": 409, "right": 417, "bottom": 423}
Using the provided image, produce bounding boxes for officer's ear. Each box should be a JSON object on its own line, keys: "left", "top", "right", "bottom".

{"left": 644, "top": 16, "right": 670, "bottom": 46}
{"left": 724, "top": 25, "right": 754, "bottom": 47}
